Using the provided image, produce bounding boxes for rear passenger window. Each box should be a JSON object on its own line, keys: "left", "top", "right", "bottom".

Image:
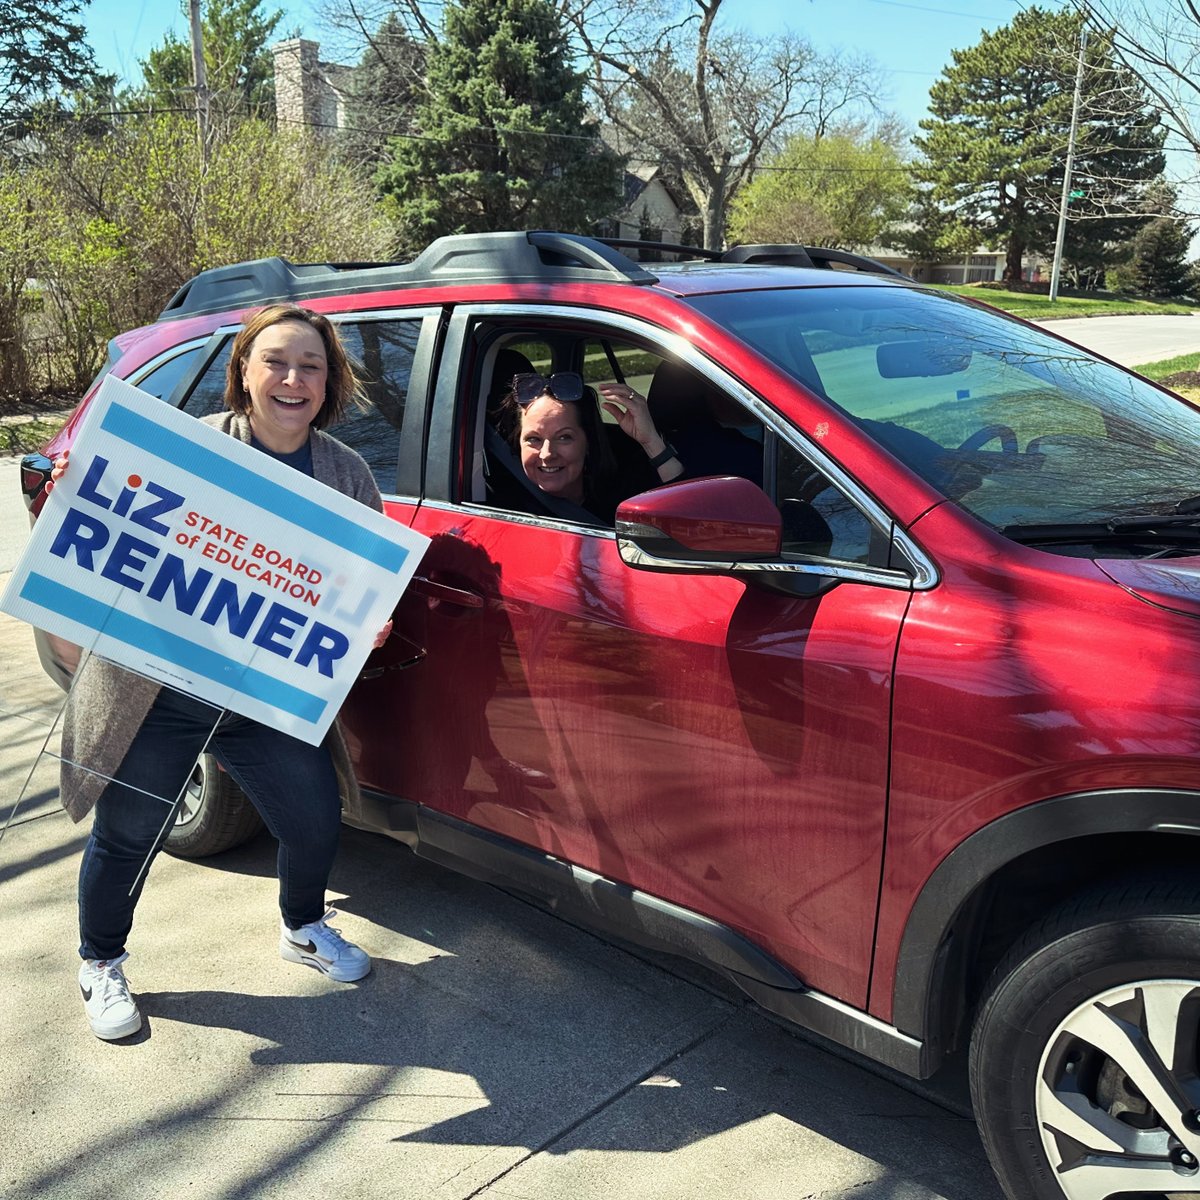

{"left": 177, "top": 318, "right": 422, "bottom": 495}
{"left": 180, "top": 343, "right": 232, "bottom": 419}
{"left": 334, "top": 320, "right": 421, "bottom": 494}
{"left": 132, "top": 345, "right": 206, "bottom": 401}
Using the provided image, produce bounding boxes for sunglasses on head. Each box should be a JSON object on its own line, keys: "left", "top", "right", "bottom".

{"left": 512, "top": 371, "right": 585, "bottom": 406}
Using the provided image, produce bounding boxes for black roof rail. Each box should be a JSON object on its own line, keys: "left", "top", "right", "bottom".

{"left": 722, "top": 244, "right": 816, "bottom": 268}
{"left": 723, "top": 244, "right": 907, "bottom": 277}
{"left": 596, "top": 237, "right": 723, "bottom": 262}
{"left": 157, "top": 230, "right": 659, "bottom": 321}
{"left": 599, "top": 236, "right": 906, "bottom": 277}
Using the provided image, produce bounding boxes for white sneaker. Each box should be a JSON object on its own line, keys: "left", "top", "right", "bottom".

{"left": 79, "top": 953, "right": 142, "bottom": 1041}
{"left": 280, "top": 909, "right": 371, "bottom": 982}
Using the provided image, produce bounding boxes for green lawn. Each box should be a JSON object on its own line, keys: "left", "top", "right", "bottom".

{"left": 1132, "top": 352, "right": 1200, "bottom": 381}
{"left": 929, "top": 284, "right": 1199, "bottom": 321}
{"left": 0, "top": 415, "right": 62, "bottom": 456}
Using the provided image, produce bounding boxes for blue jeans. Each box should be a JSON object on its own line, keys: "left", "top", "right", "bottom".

{"left": 78, "top": 687, "right": 342, "bottom": 961}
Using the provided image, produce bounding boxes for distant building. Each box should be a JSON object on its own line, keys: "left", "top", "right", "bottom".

{"left": 273, "top": 39, "right": 355, "bottom": 134}
{"left": 863, "top": 244, "right": 1043, "bottom": 284}
{"left": 595, "top": 164, "right": 692, "bottom": 252}
{"left": 270, "top": 40, "right": 693, "bottom": 246}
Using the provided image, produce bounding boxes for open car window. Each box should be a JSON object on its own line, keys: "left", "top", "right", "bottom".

{"left": 467, "top": 324, "right": 880, "bottom": 571}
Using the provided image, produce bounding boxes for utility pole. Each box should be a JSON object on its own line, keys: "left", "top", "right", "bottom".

{"left": 189, "top": 0, "right": 209, "bottom": 157}
{"left": 1049, "top": 24, "right": 1088, "bottom": 302}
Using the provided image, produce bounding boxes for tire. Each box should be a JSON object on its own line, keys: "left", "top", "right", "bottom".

{"left": 969, "top": 877, "right": 1200, "bottom": 1200}
{"left": 163, "top": 752, "right": 263, "bottom": 858}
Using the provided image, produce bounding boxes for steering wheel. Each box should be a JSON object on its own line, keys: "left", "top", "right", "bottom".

{"left": 958, "top": 423, "right": 1018, "bottom": 454}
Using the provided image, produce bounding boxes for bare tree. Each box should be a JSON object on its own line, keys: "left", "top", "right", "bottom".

{"left": 555, "top": 0, "right": 881, "bottom": 248}
{"left": 1076, "top": 1, "right": 1200, "bottom": 166}
{"left": 314, "top": 0, "right": 432, "bottom": 78}
{"left": 314, "top": 0, "right": 881, "bottom": 248}
{"left": 309, "top": 0, "right": 430, "bottom": 170}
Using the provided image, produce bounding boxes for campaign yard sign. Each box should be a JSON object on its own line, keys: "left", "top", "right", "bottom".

{"left": 1, "top": 376, "right": 429, "bottom": 745}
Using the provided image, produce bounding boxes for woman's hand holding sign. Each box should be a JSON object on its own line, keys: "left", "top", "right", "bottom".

{"left": 46, "top": 450, "right": 69, "bottom": 494}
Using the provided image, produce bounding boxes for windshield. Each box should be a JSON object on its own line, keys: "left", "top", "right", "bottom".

{"left": 691, "top": 285, "right": 1200, "bottom": 537}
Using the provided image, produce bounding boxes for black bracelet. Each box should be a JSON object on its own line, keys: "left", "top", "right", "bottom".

{"left": 647, "top": 442, "right": 678, "bottom": 470}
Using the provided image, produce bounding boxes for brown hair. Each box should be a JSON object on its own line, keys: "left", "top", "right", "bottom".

{"left": 500, "top": 378, "right": 618, "bottom": 501}
{"left": 224, "top": 304, "right": 363, "bottom": 430}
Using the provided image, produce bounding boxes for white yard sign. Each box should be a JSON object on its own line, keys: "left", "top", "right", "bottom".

{"left": 1, "top": 376, "right": 429, "bottom": 745}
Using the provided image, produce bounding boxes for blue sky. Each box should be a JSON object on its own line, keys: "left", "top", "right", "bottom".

{"left": 83, "top": 0, "right": 1051, "bottom": 132}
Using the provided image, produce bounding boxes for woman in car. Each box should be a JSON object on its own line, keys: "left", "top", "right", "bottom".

{"left": 55, "top": 304, "right": 390, "bottom": 1041}
{"left": 503, "top": 371, "right": 685, "bottom": 521}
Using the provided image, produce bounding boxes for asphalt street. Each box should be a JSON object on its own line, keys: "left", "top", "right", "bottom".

{"left": 2, "top": 312, "right": 1194, "bottom": 1200}
{"left": 1036, "top": 311, "right": 1200, "bottom": 366}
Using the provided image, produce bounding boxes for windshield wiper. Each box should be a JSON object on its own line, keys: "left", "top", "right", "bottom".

{"left": 1002, "top": 520, "right": 1200, "bottom": 546}
{"left": 1103, "top": 495, "right": 1200, "bottom": 529}
{"left": 1106, "top": 512, "right": 1200, "bottom": 530}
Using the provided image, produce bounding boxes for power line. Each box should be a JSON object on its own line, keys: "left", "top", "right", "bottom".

{"left": 861, "top": 0, "right": 1004, "bottom": 17}
{"left": 38, "top": 98, "right": 1178, "bottom": 173}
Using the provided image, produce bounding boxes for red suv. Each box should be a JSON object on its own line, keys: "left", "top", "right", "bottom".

{"left": 23, "top": 231, "right": 1200, "bottom": 1200}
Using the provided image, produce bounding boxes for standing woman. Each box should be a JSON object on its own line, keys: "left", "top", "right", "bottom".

{"left": 57, "top": 304, "right": 390, "bottom": 1041}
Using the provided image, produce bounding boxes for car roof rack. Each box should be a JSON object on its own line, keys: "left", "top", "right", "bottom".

{"left": 721, "top": 244, "right": 906, "bottom": 276}
{"left": 158, "top": 230, "right": 660, "bottom": 321}
{"left": 596, "top": 237, "right": 906, "bottom": 278}
{"left": 597, "top": 237, "right": 724, "bottom": 262}
{"left": 158, "top": 230, "right": 905, "bottom": 321}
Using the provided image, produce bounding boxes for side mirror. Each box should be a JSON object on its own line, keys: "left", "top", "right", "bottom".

{"left": 615, "top": 476, "right": 781, "bottom": 570}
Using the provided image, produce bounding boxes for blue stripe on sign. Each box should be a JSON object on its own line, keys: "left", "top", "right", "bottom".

{"left": 100, "top": 400, "right": 408, "bottom": 573}
{"left": 22, "top": 573, "right": 327, "bottom": 724}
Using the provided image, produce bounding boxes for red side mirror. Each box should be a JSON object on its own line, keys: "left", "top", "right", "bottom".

{"left": 616, "top": 475, "right": 782, "bottom": 562}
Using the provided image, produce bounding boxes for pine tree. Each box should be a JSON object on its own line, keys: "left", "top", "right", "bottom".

{"left": 913, "top": 7, "right": 1165, "bottom": 282}
{"left": 375, "top": 0, "right": 623, "bottom": 251}
{"left": 0, "top": 0, "right": 100, "bottom": 129}
{"left": 139, "top": 0, "right": 283, "bottom": 121}
{"left": 1114, "top": 218, "right": 1196, "bottom": 297}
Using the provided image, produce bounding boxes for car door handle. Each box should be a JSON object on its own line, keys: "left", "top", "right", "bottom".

{"left": 409, "top": 575, "right": 486, "bottom": 609}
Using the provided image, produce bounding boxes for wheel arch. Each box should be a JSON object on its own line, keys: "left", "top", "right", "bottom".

{"left": 891, "top": 788, "right": 1200, "bottom": 1070}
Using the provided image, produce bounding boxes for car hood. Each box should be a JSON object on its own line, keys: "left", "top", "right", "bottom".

{"left": 1098, "top": 557, "right": 1200, "bottom": 619}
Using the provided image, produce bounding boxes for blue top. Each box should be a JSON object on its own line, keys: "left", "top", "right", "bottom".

{"left": 250, "top": 434, "right": 315, "bottom": 477}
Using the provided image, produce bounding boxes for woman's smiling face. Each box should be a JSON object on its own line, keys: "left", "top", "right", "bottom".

{"left": 519, "top": 394, "right": 588, "bottom": 505}
{"left": 240, "top": 320, "right": 328, "bottom": 452}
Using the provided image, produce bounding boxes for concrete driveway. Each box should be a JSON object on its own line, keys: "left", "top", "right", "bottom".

{"left": 1036, "top": 312, "right": 1200, "bottom": 368}
{"left": 0, "top": 453, "right": 1001, "bottom": 1200}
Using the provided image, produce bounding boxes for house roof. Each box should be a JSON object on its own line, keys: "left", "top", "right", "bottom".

{"left": 622, "top": 163, "right": 690, "bottom": 212}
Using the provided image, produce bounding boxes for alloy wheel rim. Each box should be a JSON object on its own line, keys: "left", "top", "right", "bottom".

{"left": 1036, "top": 978, "right": 1200, "bottom": 1198}
{"left": 175, "top": 762, "right": 205, "bottom": 827}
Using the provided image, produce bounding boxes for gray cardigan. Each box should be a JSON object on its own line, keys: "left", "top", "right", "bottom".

{"left": 59, "top": 411, "right": 383, "bottom": 823}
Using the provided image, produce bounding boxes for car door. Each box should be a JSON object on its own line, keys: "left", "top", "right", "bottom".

{"left": 350, "top": 304, "right": 924, "bottom": 1007}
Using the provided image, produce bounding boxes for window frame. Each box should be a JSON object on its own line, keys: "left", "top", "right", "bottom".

{"left": 164, "top": 307, "right": 442, "bottom": 500}
{"left": 426, "top": 303, "right": 938, "bottom": 591}
{"left": 126, "top": 336, "right": 213, "bottom": 399}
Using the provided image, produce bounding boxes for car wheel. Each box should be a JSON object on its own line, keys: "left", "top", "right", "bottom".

{"left": 970, "top": 879, "right": 1200, "bottom": 1200}
{"left": 163, "top": 752, "right": 263, "bottom": 858}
